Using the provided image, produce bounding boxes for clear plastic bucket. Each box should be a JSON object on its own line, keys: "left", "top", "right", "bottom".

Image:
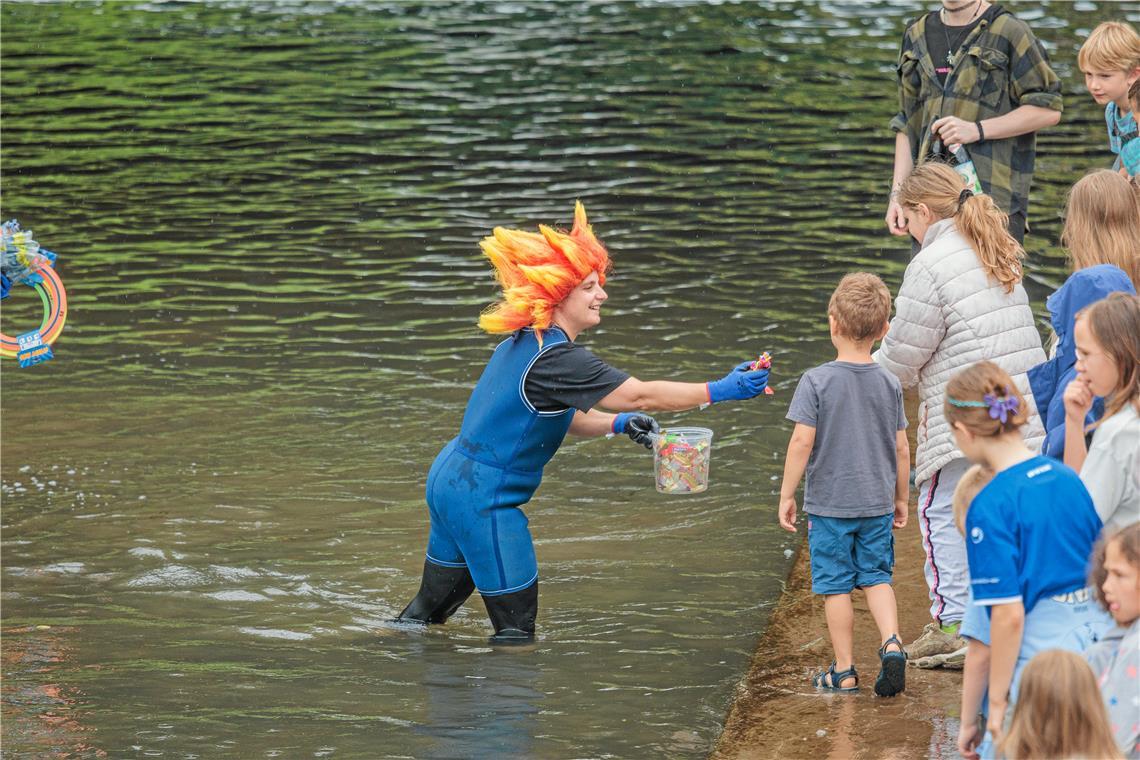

{"left": 653, "top": 427, "right": 713, "bottom": 494}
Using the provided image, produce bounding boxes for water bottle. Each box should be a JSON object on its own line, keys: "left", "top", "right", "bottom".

{"left": 949, "top": 143, "right": 983, "bottom": 195}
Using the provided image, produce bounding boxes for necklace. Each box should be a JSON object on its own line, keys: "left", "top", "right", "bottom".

{"left": 940, "top": 0, "right": 984, "bottom": 67}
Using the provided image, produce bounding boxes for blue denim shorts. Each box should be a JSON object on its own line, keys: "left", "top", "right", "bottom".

{"left": 807, "top": 513, "right": 895, "bottom": 595}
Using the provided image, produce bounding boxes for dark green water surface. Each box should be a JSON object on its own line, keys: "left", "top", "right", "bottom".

{"left": 2, "top": 1, "right": 1135, "bottom": 757}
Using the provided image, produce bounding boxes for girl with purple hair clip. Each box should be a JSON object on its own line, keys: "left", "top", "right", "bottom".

{"left": 945, "top": 361, "right": 1112, "bottom": 759}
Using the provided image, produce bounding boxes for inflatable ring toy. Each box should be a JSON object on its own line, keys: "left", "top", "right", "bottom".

{"left": 0, "top": 264, "right": 67, "bottom": 359}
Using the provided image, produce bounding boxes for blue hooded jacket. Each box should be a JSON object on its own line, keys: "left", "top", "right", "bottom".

{"left": 1027, "top": 264, "right": 1135, "bottom": 459}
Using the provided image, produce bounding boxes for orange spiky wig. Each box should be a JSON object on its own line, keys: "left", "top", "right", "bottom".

{"left": 478, "top": 201, "right": 612, "bottom": 340}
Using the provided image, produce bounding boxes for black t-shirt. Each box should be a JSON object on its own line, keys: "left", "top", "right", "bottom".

{"left": 524, "top": 340, "right": 630, "bottom": 413}
{"left": 925, "top": 6, "right": 1002, "bottom": 86}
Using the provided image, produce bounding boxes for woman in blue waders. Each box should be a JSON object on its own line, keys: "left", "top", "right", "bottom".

{"left": 397, "top": 202, "right": 772, "bottom": 643}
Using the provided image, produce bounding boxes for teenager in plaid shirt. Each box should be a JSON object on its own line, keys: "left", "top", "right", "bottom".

{"left": 885, "top": 0, "right": 1063, "bottom": 245}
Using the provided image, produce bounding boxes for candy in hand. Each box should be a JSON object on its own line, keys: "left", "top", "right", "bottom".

{"left": 749, "top": 352, "right": 775, "bottom": 394}
{"left": 707, "top": 361, "right": 770, "bottom": 404}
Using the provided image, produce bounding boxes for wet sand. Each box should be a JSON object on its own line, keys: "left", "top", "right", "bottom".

{"left": 716, "top": 403, "right": 965, "bottom": 759}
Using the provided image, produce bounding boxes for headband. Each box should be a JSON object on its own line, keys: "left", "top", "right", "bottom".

{"left": 947, "top": 387, "right": 1021, "bottom": 424}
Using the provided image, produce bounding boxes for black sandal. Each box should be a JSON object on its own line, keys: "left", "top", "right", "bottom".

{"left": 875, "top": 634, "right": 907, "bottom": 697}
{"left": 813, "top": 661, "right": 859, "bottom": 692}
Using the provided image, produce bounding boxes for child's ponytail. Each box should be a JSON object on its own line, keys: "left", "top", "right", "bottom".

{"left": 955, "top": 192, "right": 1023, "bottom": 294}
{"left": 898, "top": 162, "right": 1024, "bottom": 294}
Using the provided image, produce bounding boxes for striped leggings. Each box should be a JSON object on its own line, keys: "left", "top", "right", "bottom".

{"left": 917, "top": 457, "right": 971, "bottom": 626}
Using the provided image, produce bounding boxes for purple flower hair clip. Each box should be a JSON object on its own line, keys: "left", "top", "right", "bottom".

{"left": 983, "top": 388, "right": 1020, "bottom": 424}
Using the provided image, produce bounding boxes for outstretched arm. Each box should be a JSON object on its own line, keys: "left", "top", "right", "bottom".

{"left": 598, "top": 361, "right": 770, "bottom": 412}
{"left": 598, "top": 377, "right": 710, "bottom": 412}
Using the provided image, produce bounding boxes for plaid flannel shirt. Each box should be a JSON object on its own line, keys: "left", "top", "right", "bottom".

{"left": 890, "top": 9, "right": 1063, "bottom": 217}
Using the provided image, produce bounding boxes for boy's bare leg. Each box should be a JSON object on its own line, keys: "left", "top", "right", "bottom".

{"left": 864, "top": 583, "right": 901, "bottom": 649}
{"left": 823, "top": 593, "right": 856, "bottom": 687}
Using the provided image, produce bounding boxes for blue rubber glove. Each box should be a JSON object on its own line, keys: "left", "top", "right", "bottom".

{"left": 612, "top": 413, "right": 660, "bottom": 449}
{"left": 706, "top": 361, "right": 770, "bottom": 404}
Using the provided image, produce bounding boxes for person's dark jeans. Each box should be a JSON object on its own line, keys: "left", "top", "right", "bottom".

{"left": 1007, "top": 210, "right": 1026, "bottom": 244}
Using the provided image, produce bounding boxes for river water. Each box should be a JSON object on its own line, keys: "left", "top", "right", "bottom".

{"left": 0, "top": 1, "right": 1130, "bottom": 757}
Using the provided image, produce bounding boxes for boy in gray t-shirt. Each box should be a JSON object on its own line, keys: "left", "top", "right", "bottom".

{"left": 778, "top": 273, "right": 910, "bottom": 697}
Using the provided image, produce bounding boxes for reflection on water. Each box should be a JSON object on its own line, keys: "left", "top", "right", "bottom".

{"left": 1, "top": 0, "right": 1130, "bottom": 756}
{"left": 1, "top": 626, "right": 105, "bottom": 758}
{"left": 415, "top": 643, "right": 541, "bottom": 760}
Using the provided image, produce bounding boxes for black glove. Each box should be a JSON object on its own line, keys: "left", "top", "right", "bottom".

{"left": 612, "top": 413, "right": 660, "bottom": 449}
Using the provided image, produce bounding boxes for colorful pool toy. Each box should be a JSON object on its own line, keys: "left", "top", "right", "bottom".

{"left": 1, "top": 221, "right": 67, "bottom": 367}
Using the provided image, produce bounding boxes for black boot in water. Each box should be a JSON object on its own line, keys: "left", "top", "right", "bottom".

{"left": 396, "top": 561, "right": 476, "bottom": 625}
{"left": 482, "top": 581, "right": 538, "bottom": 645}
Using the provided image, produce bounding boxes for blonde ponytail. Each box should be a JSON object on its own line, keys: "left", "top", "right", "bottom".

{"left": 956, "top": 192, "right": 1023, "bottom": 294}
{"left": 898, "top": 162, "right": 1025, "bottom": 294}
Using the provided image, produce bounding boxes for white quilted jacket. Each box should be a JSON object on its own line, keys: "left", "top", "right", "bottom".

{"left": 875, "top": 219, "right": 1046, "bottom": 485}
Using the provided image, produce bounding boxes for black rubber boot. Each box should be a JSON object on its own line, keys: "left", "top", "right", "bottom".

{"left": 396, "top": 561, "right": 476, "bottom": 625}
{"left": 482, "top": 581, "right": 538, "bottom": 645}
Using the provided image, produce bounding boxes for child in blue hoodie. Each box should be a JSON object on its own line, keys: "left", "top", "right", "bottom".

{"left": 1027, "top": 171, "right": 1137, "bottom": 460}
{"left": 1028, "top": 264, "right": 1135, "bottom": 459}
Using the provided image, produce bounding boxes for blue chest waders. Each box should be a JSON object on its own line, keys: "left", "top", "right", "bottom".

{"left": 398, "top": 328, "right": 574, "bottom": 641}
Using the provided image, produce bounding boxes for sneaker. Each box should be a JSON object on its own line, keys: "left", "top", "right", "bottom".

{"left": 910, "top": 644, "right": 967, "bottom": 670}
{"left": 905, "top": 622, "right": 966, "bottom": 660}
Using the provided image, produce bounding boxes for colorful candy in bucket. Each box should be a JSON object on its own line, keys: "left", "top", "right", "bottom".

{"left": 653, "top": 427, "right": 713, "bottom": 494}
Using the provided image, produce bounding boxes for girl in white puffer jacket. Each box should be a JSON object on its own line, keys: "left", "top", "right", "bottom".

{"left": 876, "top": 162, "right": 1046, "bottom": 662}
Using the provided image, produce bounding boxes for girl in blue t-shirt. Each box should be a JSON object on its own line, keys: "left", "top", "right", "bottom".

{"left": 944, "top": 361, "right": 1112, "bottom": 756}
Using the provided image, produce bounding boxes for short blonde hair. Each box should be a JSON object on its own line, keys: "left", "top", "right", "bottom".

{"left": 828, "top": 272, "right": 891, "bottom": 342}
{"left": 952, "top": 464, "right": 994, "bottom": 536}
{"left": 1078, "top": 21, "right": 1140, "bottom": 74}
